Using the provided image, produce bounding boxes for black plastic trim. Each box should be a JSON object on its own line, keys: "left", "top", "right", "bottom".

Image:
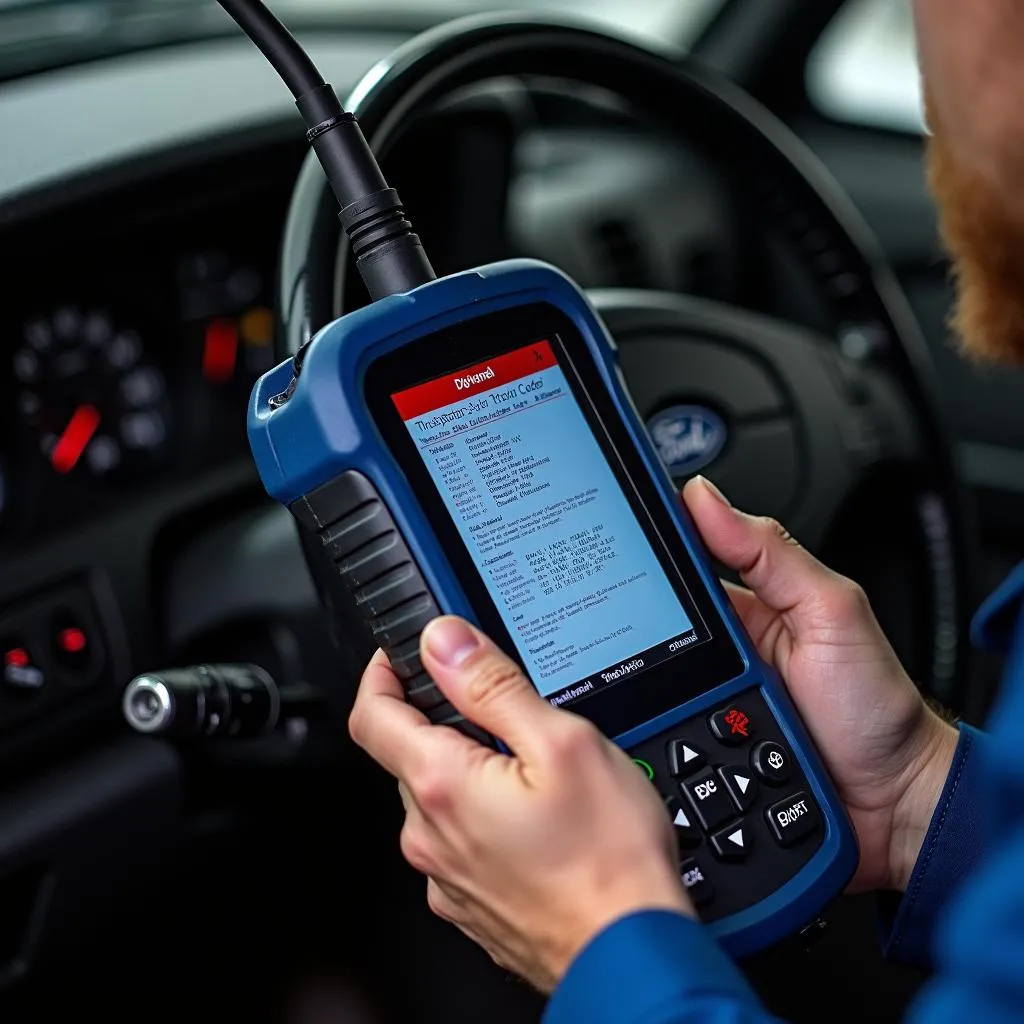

{"left": 290, "top": 470, "right": 491, "bottom": 743}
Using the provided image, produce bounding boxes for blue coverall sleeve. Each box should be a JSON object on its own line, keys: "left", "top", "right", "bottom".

{"left": 881, "top": 724, "right": 986, "bottom": 966}
{"left": 543, "top": 910, "right": 782, "bottom": 1024}
{"left": 903, "top": 582, "right": 1024, "bottom": 1024}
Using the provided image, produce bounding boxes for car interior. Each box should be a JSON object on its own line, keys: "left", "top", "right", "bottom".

{"left": 1, "top": 0, "right": 1020, "bottom": 1021}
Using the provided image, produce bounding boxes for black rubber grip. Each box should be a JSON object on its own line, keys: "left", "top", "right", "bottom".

{"left": 290, "top": 471, "right": 493, "bottom": 745}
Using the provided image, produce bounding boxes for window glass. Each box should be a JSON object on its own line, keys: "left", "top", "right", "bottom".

{"left": 807, "top": 0, "right": 925, "bottom": 133}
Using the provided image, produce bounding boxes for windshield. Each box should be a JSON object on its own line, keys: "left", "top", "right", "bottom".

{"left": 284, "top": 0, "right": 723, "bottom": 45}
{"left": 0, "top": 0, "right": 724, "bottom": 77}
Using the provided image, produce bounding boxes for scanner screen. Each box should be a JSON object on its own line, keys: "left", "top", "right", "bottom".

{"left": 392, "top": 339, "right": 707, "bottom": 708}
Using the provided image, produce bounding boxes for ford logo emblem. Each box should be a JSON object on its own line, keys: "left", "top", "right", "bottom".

{"left": 647, "top": 405, "right": 727, "bottom": 476}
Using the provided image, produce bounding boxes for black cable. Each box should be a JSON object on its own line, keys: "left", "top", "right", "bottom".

{"left": 217, "top": 0, "right": 435, "bottom": 322}
{"left": 218, "top": 0, "right": 324, "bottom": 99}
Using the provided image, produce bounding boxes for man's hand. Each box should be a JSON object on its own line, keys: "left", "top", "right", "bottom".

{"left": 349, "top": 623, "right": 691, "bottom": 993}
{"left": 349, "top": 476, "right": 959, "bottom": 987}
{"left": 683, "top": 477, "right": 958, "bottom": 892}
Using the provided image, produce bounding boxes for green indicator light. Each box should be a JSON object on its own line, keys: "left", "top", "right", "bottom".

{"left": 632, "top": 758, "right": 655, "bottom": 781}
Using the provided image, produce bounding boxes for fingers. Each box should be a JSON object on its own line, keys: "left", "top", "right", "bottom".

{"left": 349, "top": 649, "right": 444, "bottom": 779}
{"left": 420, "top": 617, "right": 560, "bottom": 761}
{"left": 682, "top": 476, "right": 844, "bottom": 615}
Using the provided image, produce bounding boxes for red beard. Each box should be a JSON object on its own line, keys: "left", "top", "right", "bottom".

{"left": 926, "top": 106, "right": 1024, "bottom": 365}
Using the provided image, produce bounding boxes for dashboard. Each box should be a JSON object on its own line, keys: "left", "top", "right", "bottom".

{"left": 0, "top": 144, "right": 303, "bottom": 547}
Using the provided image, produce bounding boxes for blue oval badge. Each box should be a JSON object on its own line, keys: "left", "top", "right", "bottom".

{"left": 647, "top": 405, "right": 727, "bottom": 476}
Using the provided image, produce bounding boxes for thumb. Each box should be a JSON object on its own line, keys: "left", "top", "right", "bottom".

{"left": 682, "top": 476, "right": 847, "bottom": 615}
{"left": 420, "top": 616, "right": 557, "bottom": 758}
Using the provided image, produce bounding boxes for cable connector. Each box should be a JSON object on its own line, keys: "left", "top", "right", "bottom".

{"left": 294, "top": 85, "right": 435, "bottom": 302}
{"left": 217, "top": 0, "right": 436, "bottom": 339}
{"left": 218, "top": 0, "right": 437, "bottom": 402}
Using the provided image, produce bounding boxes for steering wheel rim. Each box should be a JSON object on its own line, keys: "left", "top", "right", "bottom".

{"left": 277, "top": 14, "right": 977, "bottom": 709}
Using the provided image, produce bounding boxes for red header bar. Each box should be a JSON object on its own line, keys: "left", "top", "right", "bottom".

{"left": 392, "top": 340, "right": 557, "bottom": 420}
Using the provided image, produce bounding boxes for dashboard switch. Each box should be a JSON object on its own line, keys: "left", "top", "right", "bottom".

{"left": 3, "top": 642, "right": 44, "bottom": 691}
{"left": 58, "top": 627, "right": 87, "bottom": 654}
{"left": 52, "top": 614, "right": 92, "bottom": 672}
{"left": 0, "top": 583, "right": 111, "bottom": 738}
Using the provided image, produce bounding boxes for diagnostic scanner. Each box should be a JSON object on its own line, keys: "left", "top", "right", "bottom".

{"left": 224, "top": 0, "right": 858, "bottom": 957}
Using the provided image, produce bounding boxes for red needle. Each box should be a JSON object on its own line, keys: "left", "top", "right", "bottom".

{"left": 51, "top": 404, "right": 101, "bottom": 474}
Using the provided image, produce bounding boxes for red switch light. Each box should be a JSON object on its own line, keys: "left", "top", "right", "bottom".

{"left": 57, "top": 627, "right": 87, "bottom": 655}
{"left": 4, "top": 647, "right": 29, "bottom": 668}
{"left": 203, "top": 318, "right": 239, "bottom": 384}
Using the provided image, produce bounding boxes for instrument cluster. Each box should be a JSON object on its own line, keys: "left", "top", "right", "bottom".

{"left": 0, "top": 243, "right": 278, "bottom": 546}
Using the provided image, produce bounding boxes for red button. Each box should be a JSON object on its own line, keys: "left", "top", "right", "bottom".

{"left": 51, "top": 614, "right": 93, "bottom": 674}
{"left": 708, "top": 705, "right": 755, "bottom": 745}
{"left": 4, "top": 646, "right": 29, "bottom": 668}
{"left": 57, "top": 627, "right": 87, "bottom": 654}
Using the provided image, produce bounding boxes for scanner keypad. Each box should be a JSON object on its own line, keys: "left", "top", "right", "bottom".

{"left": 628, "top": 689, "right": 824, "bottom": 923}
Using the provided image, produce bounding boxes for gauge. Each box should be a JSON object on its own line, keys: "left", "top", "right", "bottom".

{"left": 12, "top": 307, "right": 171, "bottom": 482}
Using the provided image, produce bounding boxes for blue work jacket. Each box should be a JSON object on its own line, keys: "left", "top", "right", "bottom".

{"left": 545, "top": 564, "right": 1024, "bottom": 1024}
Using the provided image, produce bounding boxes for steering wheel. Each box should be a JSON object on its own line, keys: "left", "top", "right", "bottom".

{"left": 276, "top": 15, "right": 975, "bottom": 709}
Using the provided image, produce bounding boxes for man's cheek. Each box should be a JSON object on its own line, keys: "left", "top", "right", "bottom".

{"left": 915, "top": 2, "right": 1023, "bottom": 162}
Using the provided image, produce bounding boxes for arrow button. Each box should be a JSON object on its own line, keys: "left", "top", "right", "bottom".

{"left": 718, "top": 764, "right": 759, "bottom": 812}
{"left": 666, "top": 739, "right": 707, "bottom": 778}
{"left": 664, "top": 796, "right": 701, "bottom": 848}
{"left": 710, "top": 822, "right": 751, "bottom": 862}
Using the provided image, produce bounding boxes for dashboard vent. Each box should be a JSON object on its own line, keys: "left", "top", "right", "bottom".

{"left": 592, "top": 217, "right": 650, "bottom": 287}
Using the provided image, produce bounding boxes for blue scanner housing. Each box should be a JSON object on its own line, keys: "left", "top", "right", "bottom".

{"left": 248, "top": 258, "right": 858, "bottom": 957}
